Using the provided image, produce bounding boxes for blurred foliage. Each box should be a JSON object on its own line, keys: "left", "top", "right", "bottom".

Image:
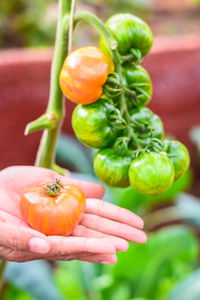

{"left": 0, "top": 0, "right": 56, "bottom": 48}
{"left": 4, "top": 260, "right": 64, "bottom": 300}
{"left": 0, "top": 0, "right": 152, "bottom": 48}
{"left": 52, "top": 226, "right": 198, "bottom": 300}
{"left": 166, "top": 268, "right": 200, "bottom": 300}
{"left": 1, "top": 0, "right": 200, "bottom": 48}
{"left": 100, "top": 226, "right": 198, "bottom": 300}
{"left": 3, "top": 284, "right": 35, "bottom": 300}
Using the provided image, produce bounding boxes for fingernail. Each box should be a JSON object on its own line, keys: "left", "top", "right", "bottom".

{"left": 112, "top": 239, "right": 129, "bottom": 252}
{"left": 138, "top": 232, "right": 147, "bottom": 244}
{"left": 138, "top": 218, "right": 144, "bottom": 229}
{"left": 29, "top": 238, "right": 49, "bottom": 254}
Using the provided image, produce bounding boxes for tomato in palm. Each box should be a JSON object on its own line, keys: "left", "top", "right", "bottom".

{"left": 94, "top": 148, "right": 132, "bottom": 187}
{"left": 129, "top": 152, "right": 174, "bottom": 196}
{"left": 20, "top": 180, "right": 86, "bottom": 236}
{"left": 164, "top": 140, "right": 190, "bottom": 181}
{"left": 59, "top": 46, "right": 114, "bottom": 104}
{"left": 72, "top": 99, "right": 117, "bottom": 148}
{"left": 100, "top": 13, "right": 153, "bottom": 58}
{"left": 129, "top": 107, "right": 164, "bottom": 148}
{"left": 122, "top": 63, "right": 152, "bottom": 108}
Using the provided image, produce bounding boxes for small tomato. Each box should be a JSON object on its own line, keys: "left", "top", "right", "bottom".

{"left": 130, "top": 107, "right": 164, "bottom": 147}
{"left": 164, "top": 139, "right": 190, "bottom": 181}
{"left": 20, "top": 180, "right": 86, "bottom": 236}
{"left": 72, "top": 98, "right": 117, "bottom": 148}
{"left": 100, "top": 13, "right": 153, "bottom": 57}
{"left": 94, "top": 148, "right": 132, "bottom": 187}
{"left": 129, "top": 152, "right": 174, "bottom": 196}
{"left": 122, "top": 63, "right": 152, "bottom": 108}
{"left": 59, "top": 46, "right": 114, "bottom": 104}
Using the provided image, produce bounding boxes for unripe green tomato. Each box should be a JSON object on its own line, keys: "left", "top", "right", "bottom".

{"left": 122, "top": 63, "right": 152, "bottom": 107}
{"left": 129, "top": 107, "right": 164, "bottom": 147}
{"left": 94, "top": 148, "right": 132, "bottom": 187}
{"left": 164, "top": 140, "right": 190, "bottom": 181}
{"left": 129, "top": 152, "right": 174, "bottom": 196}
{"left": 100, "top": 13, "right": 153, "bottom": 57}
{"left": 72, "top": 99, "right": 117, "bottom": 148}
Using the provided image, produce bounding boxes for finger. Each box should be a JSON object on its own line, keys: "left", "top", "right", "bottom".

{"left": 46, "top": 236, "right": 116, "bottom": 255}
{"left": 86, "top": 198, "right": 144, "bottom": 229}
{"left": 44, "top": 252, "right": 117, "bottom": 264}
{"left": 1, "top": 166, "right": 105, "bottom": 198}
{"left": 60, "top": 177, "right": 105, "bottom": 199}
{"left": 0, "top": 220, "right": 51, "bottom": 255}
{"left": 80, "top": 254, "right": 117, "bottom": 264}
{"left": 72, "top": 225, "right": 129, "bottom": 252}
{"left": 80, "top": 214, "right": 147, "bottom": 244}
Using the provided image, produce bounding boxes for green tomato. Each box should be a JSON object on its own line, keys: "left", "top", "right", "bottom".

{"left": 94, "top": 148, "right": 132, "bottom": 187}
{"left": 72, "top": 99, "right": 117, "bottom": 148}
{"left": 129, "top": 152, "right": 174, "bottom": 196}
{"left": 100, "top": 13, "right": 153, "bottom": 57}
{"left": 164, "top": 140, "right": 190, "bottom": 181}
{"left": 122, "top": 63, "right": 152, "bottom": 107}
{"left": 130, "top": 107, "right": 164, "bottom": 147}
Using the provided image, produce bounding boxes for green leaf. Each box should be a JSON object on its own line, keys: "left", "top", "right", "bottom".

{"left": 3, "top": 284, "right": 35, "bottom": 300}
{"left": 166, "top": 269, "right": 200, "bottom": 300}
{"left": 175, "top": 193, "right": 200, "bottom": 227}
{"left": 54, "top": 261, "right": 101, "bottom": 300}
{"left": 5, "top": 261, "right": 64, "bottom": 300}
{"left": 144, "top": 193, "right": 200, "bottom": 230}
{"left": 103, "top": 226, "right": 198, "bottom": 299}
{"left": 56, "top": 134, "right": 94, "bottom": 174}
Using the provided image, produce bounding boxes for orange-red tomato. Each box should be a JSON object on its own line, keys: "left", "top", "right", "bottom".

{"left": 20, "top": 181, "right": 86, "bottom": 236}
{"left": 59, "top": 46, "right": 114, "bottom": 104}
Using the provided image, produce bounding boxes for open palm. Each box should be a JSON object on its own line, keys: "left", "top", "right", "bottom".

{"left": 0, "top": 166, "right": 146, "bottom": 264}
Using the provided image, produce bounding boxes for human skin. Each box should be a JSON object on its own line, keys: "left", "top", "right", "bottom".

{"left": 0, "top": 166, "right": 146, "bottom": 264}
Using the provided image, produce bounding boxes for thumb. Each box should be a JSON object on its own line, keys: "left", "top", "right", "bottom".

{"left": 0, "top": 221, "right": 50, "bottom": 254}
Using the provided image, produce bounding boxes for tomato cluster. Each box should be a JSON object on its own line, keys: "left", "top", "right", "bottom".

{"left": 60, "top": 13, "right": 190, "bottom": 196}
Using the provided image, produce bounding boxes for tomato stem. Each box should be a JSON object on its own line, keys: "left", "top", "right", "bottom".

{"left": 111, "top": 49, "right": 142, "bottom": 148}
{"left": 45, "top": 179, "right": 64, "bottom": 197}
{"left": 71, "top": 12, "right": 117, "bottom": 58}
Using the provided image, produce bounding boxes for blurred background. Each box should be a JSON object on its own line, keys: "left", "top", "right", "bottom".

{"left": 1, "top": 0, "right": 200, "bottom": 299}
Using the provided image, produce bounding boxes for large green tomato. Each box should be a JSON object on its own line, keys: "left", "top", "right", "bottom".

{"left": 94, "top": 148, "right": 132, "bottom": 187}
{"left": 122, "top": 63, "right": 152, "bottom": 107}
{"left": 100, "top": 13, "right": 153, "bottom": 57}
{"left": 164, "top": 140, "right": 190, "bottom": 181}
{"left": 130, "top": 107, "right": 164, "bottom": 146}
{"left": 129, "top": 152, "right": 174, "bottom": 196}
{"left": 72, "top": 99, "right": 117, "bottom": 148}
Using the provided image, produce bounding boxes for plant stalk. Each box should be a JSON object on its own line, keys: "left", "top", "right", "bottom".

{"left": 35, "top": 0, "right": 72, "bottom": 171}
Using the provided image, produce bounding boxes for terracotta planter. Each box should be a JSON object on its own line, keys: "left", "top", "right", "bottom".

{"left": 1, "top": 35, "right": 200, "bottom": 170}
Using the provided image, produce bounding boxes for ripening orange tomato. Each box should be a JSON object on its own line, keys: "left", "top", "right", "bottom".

{"left": 59, "top": 46, "right": 114, "bottom": 104}
{"left": 20, "top": 180, "right": 86, "bottom": 236}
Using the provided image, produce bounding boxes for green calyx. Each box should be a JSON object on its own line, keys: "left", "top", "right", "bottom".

{"left": 45, "top": 179, "right": 65, "bottom": 197}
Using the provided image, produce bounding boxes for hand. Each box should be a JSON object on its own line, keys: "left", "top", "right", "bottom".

{"left": 0, "top": 166, "right": 146, "bottom": 264}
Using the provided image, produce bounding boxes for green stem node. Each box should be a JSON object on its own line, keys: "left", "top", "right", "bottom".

{"left": 25, "top": 113, "right": 58, "bottom": 135}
